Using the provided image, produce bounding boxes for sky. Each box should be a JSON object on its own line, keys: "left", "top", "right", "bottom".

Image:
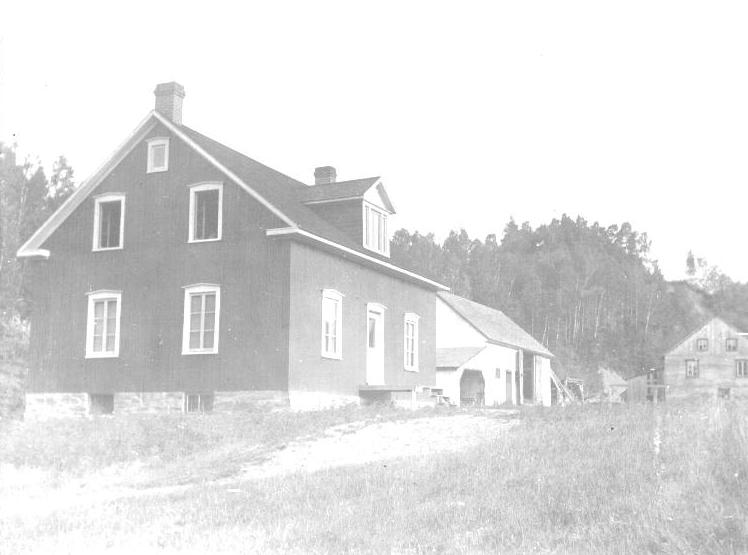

{"left": 2, "top": 1, "right": 748, "bottom": 281}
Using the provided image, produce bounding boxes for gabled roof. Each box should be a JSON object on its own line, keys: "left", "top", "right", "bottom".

{"left": 438, "top": 292, "right": 553, "bottom": 357}
{"left": 664, "top": 316, "right": 744, "bottom": 356}
{"left": 16, "top": 111, "right": 447, "bottom": 291}
{"left": 436, "top": 347, "right": 485, "bottom": 368}
{"left": 300, "top": 177, "right": 380, "bottom": 202}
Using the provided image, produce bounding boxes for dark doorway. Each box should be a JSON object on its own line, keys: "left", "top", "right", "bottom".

{"left": 460, "top": 370, "right": 485, "bottom": 406}
{"left": 523, "top": 352, "right": 535, "bottom": 402}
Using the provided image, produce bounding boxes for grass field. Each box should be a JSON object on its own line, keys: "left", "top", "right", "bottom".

{"left": 1, "top": 400, "right": 746, "bottom": 554}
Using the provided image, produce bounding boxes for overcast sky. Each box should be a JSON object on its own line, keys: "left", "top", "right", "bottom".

{"left": 2, "top": 1, "right": 747, "bottom": 281}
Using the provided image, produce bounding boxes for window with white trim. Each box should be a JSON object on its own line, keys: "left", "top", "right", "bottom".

{"left": 697, "top": 338, "right": 708, "bottom": 352}
{"left": 321, "top": 289, "right": 343, "bottom": 359}
{"left": 146, "top": 138, "right": 169, "bottom": 173}
{"left": 93, "top": 194, "right": 125, "bottom": 251}
{"left": 86, "top": 291, "right": 122, "bottom": 358}
{"left": 737, "top": 360, "right": 748, "bottom": 378}
{"left": 363, "top": 203, "right": 389, "bottom": 255}
{"left": 685, "top": 359, "right": 699, "bottom": 378}
{"left": 403, "top": 313, "right": 419, "bottom": 371}
{"left": 189, "top": 183, "right": 223, "bottom": 242}
{"left": 182, "top": 284, "right": 221, "bottom": 354}
{"left": 726, "top": 338, "right": 738, "bottom": 352}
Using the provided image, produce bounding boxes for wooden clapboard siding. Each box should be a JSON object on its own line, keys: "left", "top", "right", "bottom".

{"left": 26, "top": 122, "right": 291, "bottom": 394}
{"left": 287, "top": 241, "right": 436, "bottom": 396}
{"left": 664, "top": 318, "right": 748, "bottom": 397}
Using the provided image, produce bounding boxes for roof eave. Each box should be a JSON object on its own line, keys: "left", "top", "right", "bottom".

{"left": 266, "top": 226, "right": 449, "bottom": 291}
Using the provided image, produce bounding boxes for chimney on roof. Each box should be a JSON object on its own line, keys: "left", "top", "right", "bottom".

{"left": 154, "top": 82, "right": 185, "bottom": 124}
{"left": 314, "top": 166, "right": 336, "bottom": 185}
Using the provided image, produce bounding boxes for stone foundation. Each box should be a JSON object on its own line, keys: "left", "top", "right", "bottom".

{"left": 25, "top": 393, "right": 90, "bottom": 419}
{"left": 288, "top": 390, "right": 360, "bottom": 411}
{"left": 114, "top": 392, "right": 185, "bottom": 414}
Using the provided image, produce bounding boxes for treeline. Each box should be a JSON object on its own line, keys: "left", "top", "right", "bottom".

{"left": 392, "top": 216, "right": 748, "bottom": 382}
{"left": 0, "top": 143, "right": 75, "bottom": 359}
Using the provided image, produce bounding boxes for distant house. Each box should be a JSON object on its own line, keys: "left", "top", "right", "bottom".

{"left": 17, "top": 82, "right": 448, "bottom": 417}
{"left": 435, "top": 292, "right": 562, "bottom": 406}
{"left": 664, "top": 317, "right": 748, "bottom": 399}
{"left": 625, "top": 368, "right": 665, "bottom": 403}
{"left": 597, "top": 367, "right": 628, "bottom": 402}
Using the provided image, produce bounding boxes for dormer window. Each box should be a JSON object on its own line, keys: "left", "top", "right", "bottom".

{"left": 93, "top": 194, "right": 125, "bottom": 251}
{"left": 147, "top": 138, "right": 169, "bottom": 173}
{"left": 363, "top": 203, "right": 389, "bottom": 255}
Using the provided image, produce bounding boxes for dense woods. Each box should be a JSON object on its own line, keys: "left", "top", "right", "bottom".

{"left": 392, "top": 218, "right": 748, "bottom": 384}
{"left": 0, "top": 143, "right": 75, "bottom": 361}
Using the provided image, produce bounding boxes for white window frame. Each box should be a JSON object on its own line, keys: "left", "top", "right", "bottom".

{"left": 696, "top": 338, "right": 709, "bottom": 352}
{"left": 92, "top": 194, "right": 125, "bottom": 251}
{"left": 321, "top": 289, "right": 343, "bottom": 359}
{"left": 182, "top": 284, "right": 221, "bottom": 355}
{"left": 685, "top": 359, "right": 699, "bottom": 378}
{"left": 146, "top": 137, "right": 169, "bottom": 173}
{"left": 188, "top": 183, "right": 223, "bottom": 243}
{"left": 85, "top": 290, "right": 122, "bottom": 359}
{"left": 403, "top": 312, "right": 420, "bottom": 372}
{"left": 363, "top": 202, "right": 390, "bottom": 256}
{"left": 737, "top": 360, "right": 748, "bottom": 378}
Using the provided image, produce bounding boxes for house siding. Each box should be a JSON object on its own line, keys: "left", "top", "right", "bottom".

{"left": 286, "top": 241, "right": 437, "bottom": 398}
{"left": 663, "top": 319, "right": 748, "bottom": 398}
{"left": 26, "top": 122, "right": 291, "bottom": 395}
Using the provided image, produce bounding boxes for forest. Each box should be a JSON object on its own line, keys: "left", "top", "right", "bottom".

{"left": 391, "top": 220, "right": 748, "bottom": 384}
{"left": 2, "top": 140, "right": 748, "bottom": 389}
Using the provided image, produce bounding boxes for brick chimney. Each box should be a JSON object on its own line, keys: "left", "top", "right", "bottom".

{"left": 314, "top": 166, "right": 336, "bottom": 185}
{"left": 154, "top": 82, "right": 185, "bottom": 124}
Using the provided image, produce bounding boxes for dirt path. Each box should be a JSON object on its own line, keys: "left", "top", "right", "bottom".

{"left": 241, "top": 412, "right": 517, "bottom": 479}
{"left": 0, "top": 412, "right": 516, "bottom": 519}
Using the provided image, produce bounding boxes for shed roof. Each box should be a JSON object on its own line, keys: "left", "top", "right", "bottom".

{"left": 438, "top": 292, "right": 553, "bottom": 357}
{"left": 436, "top": 347, "right": 485, "bottom": 368}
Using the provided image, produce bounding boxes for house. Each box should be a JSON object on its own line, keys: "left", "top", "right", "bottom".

{"left": 625, "top": 368, "right": 665, "bottom": 403}
{"left": 664, "top": 316, "right": 748, "bottom": 399}
{"left": 435, "top": 292, "right": 562, "bottom": 406}
{"left": 597, "top": 367, "right": 628, "bottom": 402}
{"left": 17, "top": 82, "right": 448, "bottom": 417}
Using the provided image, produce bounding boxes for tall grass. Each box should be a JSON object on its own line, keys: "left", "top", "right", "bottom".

{"left": 1, "top": 401, "right": 746, "bottom": 554}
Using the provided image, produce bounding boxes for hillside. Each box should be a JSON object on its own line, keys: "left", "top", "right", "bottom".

{"left": 392, "top": 216, "right": 748, "bottom": 385}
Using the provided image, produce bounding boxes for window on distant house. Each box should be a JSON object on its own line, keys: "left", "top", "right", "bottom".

{"left": 184, "top": 393, "right": 214, "bottom": 413}
{"left": 182, "top": 284, "right": 220, "bottom": 355}
{"left": 403, "top": 313, "right": 419, "bottom": 371}
{"left": 685, "top": 359, "right": 699, "bottom": 378}
{"left": 321, "top": 289, "right": 343, "bottom": 359}
{"left": 363, "top": 203, "right": 389, "bottom": 255}
{"left": 736, "top": 360, "right": 748, "bottom": 378}
{"left": 93, "top": 194, "right": 125, "bottom": 251}
{"left": 86, "top": 291, "right": 122, "bottom": 358}
{"left": 189, "top": 183, "right": 223, "bottom": 242}
{"left": 89, "top": 394, "right": 114, "bottom": 415}
{"left": 697, "top": 338, "right": 708, "bottom": 352}
{"left": 727, "top": 338, "right": 738, "bottom": 352}
{"left": 146, "top": 138, "right": 169, "bottom": 173}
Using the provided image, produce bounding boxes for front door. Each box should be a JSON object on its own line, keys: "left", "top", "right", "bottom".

{"left": 366, "top": 307, "right": 385, "bottom": 385}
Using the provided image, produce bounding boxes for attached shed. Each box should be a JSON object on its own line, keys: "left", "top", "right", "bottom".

{"left": 436, "top": 292, "right": 562, "bottom": 407}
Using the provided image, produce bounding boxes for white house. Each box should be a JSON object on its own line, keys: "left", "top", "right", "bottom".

{"left": 436, "top": 292, "right": 560, "bottom": 407}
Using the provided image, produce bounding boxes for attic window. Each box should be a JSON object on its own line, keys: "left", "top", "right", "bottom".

{"left": 147, "top": 138, "right": 169, "bottom": 173}
{"left": 363, "top": 203, "right": 389, "bottom": 255}
{"left": 726, "top": 338, "right": 738, "bottom": 352}
{"left": 697, "top": 338, "right": 708, "bottom": 352}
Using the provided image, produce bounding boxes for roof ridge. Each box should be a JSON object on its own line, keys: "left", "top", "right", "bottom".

{"left": 178, "top": 123, "right": 307, "bottom": 190}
